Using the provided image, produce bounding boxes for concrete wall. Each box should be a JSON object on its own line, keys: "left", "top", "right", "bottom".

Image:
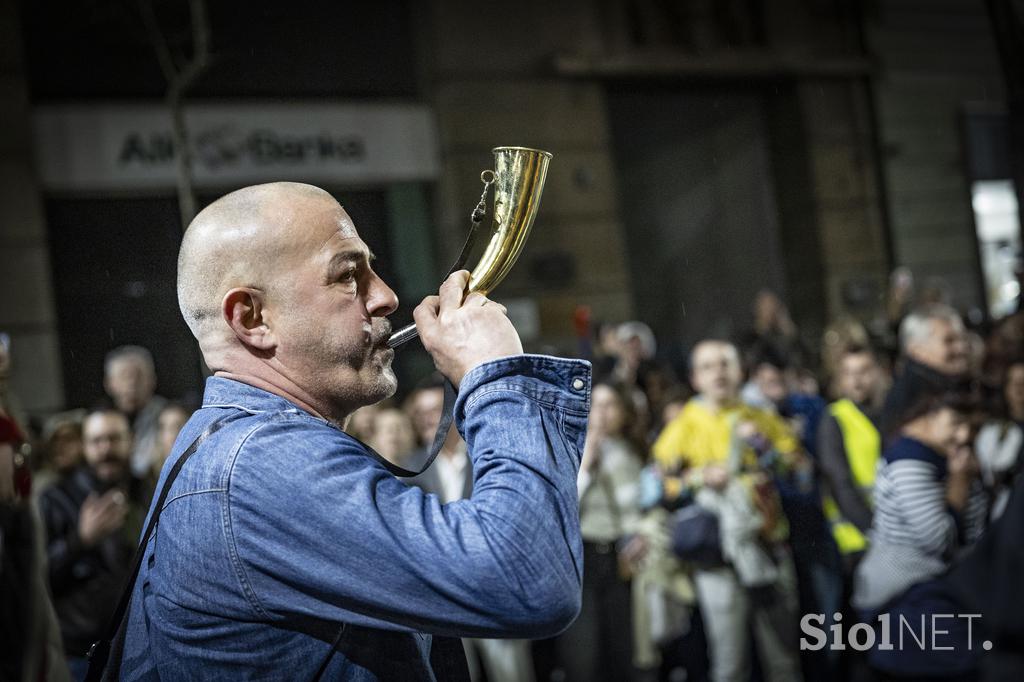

{"left": 866, "top": 0, "right": 1006, "bottom": 313}
{"left": 0, "top": 0, "right": 64, "bottom": 420}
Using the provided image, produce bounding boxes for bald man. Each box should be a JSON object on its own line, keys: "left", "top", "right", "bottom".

{"left": 113, "top": 183, "right": 590, "bottom": 680}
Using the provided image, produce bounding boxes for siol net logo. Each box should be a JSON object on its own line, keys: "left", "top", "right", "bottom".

{"left": 800, "top": 613, "right": 991, "bottom": 652}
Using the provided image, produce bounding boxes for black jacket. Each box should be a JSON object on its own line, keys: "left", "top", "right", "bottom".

{"left": 37, "top": 467, "right": 146, "bottom": 656}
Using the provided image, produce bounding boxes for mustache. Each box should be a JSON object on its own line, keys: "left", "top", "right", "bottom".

{"left": 371, "top": 319, "right": 393, "bottom": 346}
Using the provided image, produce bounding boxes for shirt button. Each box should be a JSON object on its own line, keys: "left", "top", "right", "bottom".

{"left": 571, "top": 378, "right": 585, "bottom": 391}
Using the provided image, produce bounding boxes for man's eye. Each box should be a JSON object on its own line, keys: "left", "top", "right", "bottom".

{"left": 338, "top": 268, "right": 357, "bottom": 282}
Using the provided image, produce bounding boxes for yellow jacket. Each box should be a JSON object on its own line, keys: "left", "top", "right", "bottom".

{"left": 653, "top": 398, "right": 800, "bottom": 472}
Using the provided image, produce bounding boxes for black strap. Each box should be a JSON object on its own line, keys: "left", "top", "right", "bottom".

{"left": 365, "top": 379, "right": 459, "bottom": 479}
{"left": 84, "top": 416, "right": 233, "bottom": 682}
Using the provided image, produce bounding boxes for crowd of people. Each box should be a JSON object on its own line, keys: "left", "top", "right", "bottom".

{"left": 1, "top": 268, "right": 1023, "bottom": 682}
{"left": 344, "top": 279, "right": 1024, "bottom": 682}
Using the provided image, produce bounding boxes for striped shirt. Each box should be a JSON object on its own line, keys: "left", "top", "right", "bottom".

{"left": 853, "top": 436, "right": 986, "bottom": 611}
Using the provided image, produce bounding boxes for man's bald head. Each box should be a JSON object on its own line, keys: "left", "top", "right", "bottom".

{"left": 177, "top": 182, "right": 352, "bottom": 349}
{"left": 175, "top": 181, "right": 399, "bottom": 422}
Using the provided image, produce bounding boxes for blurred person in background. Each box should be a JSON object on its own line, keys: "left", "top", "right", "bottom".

{"left": 743, "top": 351, "right": 841, "bottom": 680}
{"left": 947, "top": 411, "right": 1024, "bottom": 680}
{"left": 975, "top": 360, "right": 1024, "bottom": 521}
{"left": 821, "top": 317, "right": 873, "bottom": 386}
{"left": 740, "top": 289, "right": 808, "bottom": 372}
{"left": 592, "top": 320, "right": 624, "bottom": 380}
{"left": 103, "top": 345, "right": 168, "bottom": 480}
{"left": 653, "top": 340, "right": 805, "bottom": 682}
{"left": 880, "top": 304, "right": 970, "bottom": 439}
{"left": 32, "top": 411, "right": 86, "bottom": 496}
{"left": 853, "top": 392, "right": 986, "bottom": 681}
{"left": 344, "top": 402, "right": 381, "bottom": 443}
{"left": 150, "top": 402, "right": 191, "bottom": 484}
{"left": 982, "top": 312, "right": 1024, "bottom": 389}
{"left": 368, "top": 408, "right": 417, "bottom": 468}
{"left": 816, "top": 346, "right": 885, "bottom": 575}
{"left": 556, "top": 382, "right": 645, "bottom": 682}
{"left": 404, "top": 374, "right": 447, "bottom": 448}
{"left": 38, "top": 408, "right": 147, "bottom": 678}
{"left": 611, "top": 321, "right": 661, "bottom": 444}
{"left": 1, "top": 415, "right": 70, "bottom": 682}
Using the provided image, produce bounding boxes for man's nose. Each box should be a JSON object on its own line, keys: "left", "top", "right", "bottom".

{"left": 367, "top": 273, "right": 399, "bottom": 317}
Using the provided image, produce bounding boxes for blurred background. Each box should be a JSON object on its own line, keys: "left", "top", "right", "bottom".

{"left": 0, "top": 0, "right": 1020, "bottom": 418}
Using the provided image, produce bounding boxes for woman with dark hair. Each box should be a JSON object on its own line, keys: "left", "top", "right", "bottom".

{"left": 556, "top": 381, "right": 645, "bottom": 682}
{"left": 853, "top": 392, "right": 987, "bottom": 680}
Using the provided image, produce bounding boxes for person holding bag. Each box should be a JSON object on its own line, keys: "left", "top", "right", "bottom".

{"left": 652, "top": 340, "right": 805, "bottom": 682}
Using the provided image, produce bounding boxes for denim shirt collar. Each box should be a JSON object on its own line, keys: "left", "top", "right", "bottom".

{"left": 201, "top": 375, "right": 325, "bottom": 420}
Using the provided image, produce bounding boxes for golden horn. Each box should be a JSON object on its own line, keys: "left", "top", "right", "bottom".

{"left": 388, "top": 146, "right": 552, "bottom": 348}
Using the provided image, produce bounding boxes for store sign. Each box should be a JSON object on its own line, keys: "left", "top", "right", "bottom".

{"left": 32, "top": 103, "right": 439, "bottom": 190}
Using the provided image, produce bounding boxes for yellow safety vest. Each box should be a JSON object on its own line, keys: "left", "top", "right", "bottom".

{"left": 822, "top": 399, "right": 880, "bottom": 554}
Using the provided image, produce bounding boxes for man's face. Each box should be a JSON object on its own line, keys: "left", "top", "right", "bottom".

{"left": 838, "top": 352, "right": 880, "bottom": 405}
{"left": 268, "top": 199, "right": 399, "bottom": 413}
{"left": 691, "top": 342, "right": 742, "bottom": 403}
{"left": 908, "top": 318, "right": 969, "bottom": 376}
{"left": 82, "top": 412, "right": 132, "bottom": 483}
{"left": 408, "top": 388, "right": 444, "bottom": 446}
{"left": 105, "top": 357, "right": 155, "bottom": 413}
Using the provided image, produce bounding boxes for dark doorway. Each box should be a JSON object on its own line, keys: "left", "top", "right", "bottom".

{"left": 607, "top": 86, "right": 787, "bottom": 357}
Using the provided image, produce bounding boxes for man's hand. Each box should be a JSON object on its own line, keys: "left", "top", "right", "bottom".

{"left": 78, "top": 490, "right": 128, "bottom": 547}
{"left": 414, "top": 270, "right": 523, "bottom": 387}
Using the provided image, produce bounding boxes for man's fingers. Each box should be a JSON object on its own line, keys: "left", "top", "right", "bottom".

{"left": 413, "top": 296, "right": 441, "bottom": 330}
{"left": 463, "top": 292, "right": 487, "bottom": 308}
{"left": 438, "top": 270, "right": 470, "bottom": 313}
{"left": 463, "top": 293, "right": 507, "bottom": 315}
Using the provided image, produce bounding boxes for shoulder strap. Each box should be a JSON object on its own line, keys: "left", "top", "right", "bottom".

{"left": 84, "top": 415, "right": 233, "bottom": 682}
{"left": 364, "top": 379, "right": 458, "bottom": 478}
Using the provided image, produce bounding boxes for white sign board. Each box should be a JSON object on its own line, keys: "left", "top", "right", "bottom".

{"left": 33, "top": 102, "right": 440, "bottom": 191}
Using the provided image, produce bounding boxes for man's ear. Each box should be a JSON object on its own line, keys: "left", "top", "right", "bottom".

{"left": 222, "top": 288, "right": 277, "bottom": 351}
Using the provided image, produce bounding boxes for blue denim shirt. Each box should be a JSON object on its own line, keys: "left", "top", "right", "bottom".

{"left": 119, "top": 355, "right": 589, "bottom": 680}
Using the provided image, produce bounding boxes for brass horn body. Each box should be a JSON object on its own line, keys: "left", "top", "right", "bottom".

{"left": 388, "top": 146, "right": 552, "bottom": 348}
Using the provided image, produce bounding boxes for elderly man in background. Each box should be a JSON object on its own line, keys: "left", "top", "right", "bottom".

{"left": 39, "top": 408, "right": 146, "bottom": 679}
{"left": 880, "top": 304, "right": 970, "bottom": 439}
{"left": 103, "top": 346, "right": 168, "bottom": 479}
{"left": 109, "top": 182, "right": 588, "bottom": 680}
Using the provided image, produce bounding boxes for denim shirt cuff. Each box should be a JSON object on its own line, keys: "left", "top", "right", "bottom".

{"left": 455, "top": 354, "right": 592, "bottom": 425}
